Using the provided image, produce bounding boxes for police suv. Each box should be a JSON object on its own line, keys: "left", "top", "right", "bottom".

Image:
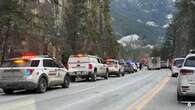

{"left": 0, "top": 56, "right": 70, "bottom": 94}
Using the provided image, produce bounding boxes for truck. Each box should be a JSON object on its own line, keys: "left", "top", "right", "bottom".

{"left": 147, "top": 57, "right": 161, "bottom": 70}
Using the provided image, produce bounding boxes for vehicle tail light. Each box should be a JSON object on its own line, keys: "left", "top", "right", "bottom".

{"left": 24, "top": 69, "right": 34, "bottom": 76}
{"left": 180, "top": 69, "right": 194, "bottom": 75}
{"left": 88, "top": 64, "right": 93, "bottom": 69}
{"left": 27, "top": 69, "right": 34, "bottom": 75}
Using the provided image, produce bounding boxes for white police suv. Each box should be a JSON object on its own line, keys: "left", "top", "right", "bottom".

{"left": 0, "top": 56, "right": 70, "bottom": 94}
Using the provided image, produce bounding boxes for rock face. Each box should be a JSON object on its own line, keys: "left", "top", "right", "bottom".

{"left": 110, "top": 0, "right": 176, "bottom": 44}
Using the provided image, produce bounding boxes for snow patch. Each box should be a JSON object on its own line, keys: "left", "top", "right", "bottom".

{"left": 144, "top": 44, "right": 154, "bottom": 49}
{"left": 137, "top": 19, "right": 144, "bottom": 23}
{"left": 162, "top": 23, "right": 169, "bottom": 29}
{"left": 166, "top": 14, "right": 173, "bottom": 20}
{"left": 117, "top": 34, "right": 140, "bottom": 47}
{"left": 145, "top": 21, "right": 159, "bottom": 27}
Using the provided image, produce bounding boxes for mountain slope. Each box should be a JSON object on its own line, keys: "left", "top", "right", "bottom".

{"left": 110, "top": 0, "right": 175, "bottom": 44}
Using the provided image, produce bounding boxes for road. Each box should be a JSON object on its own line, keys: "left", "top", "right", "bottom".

{"left": 0, "top": 69, "right": 191, "bottom": 110}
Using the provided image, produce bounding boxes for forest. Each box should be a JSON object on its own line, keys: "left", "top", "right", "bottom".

{"left": 0, "top": 0, "right": 119, "bottom": 63}
{"left": 161, "top": 0, "right": 195, "bottom": 59}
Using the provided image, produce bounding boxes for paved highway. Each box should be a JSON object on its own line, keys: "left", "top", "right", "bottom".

{"left": 0, "top": 69, "right": 181, "bottom": 110}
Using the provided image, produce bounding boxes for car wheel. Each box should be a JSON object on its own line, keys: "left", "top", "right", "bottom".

{"left": 70, "top": 76, "right": 76, "bottom": 82}
{"left": 62, "top": 75, "right": 70, "bottom": 88}
{"left": 117, "top": 72, "right": 121, "bottom": 77}
{"left": 177, "top": 87, "right": 185, "bottom": 102}
{"left": 91, "top": 72, "right": 97, "bottom": 81}
{"left": 177, "top": 92, "right": 184, "bottom": 102}
{"left": 3, "top": 89, "right": 14, "bottom": 94}
{"left": 104, "top": 71, "right": 109, "bottom": 79}
{"left": 36, "top": 78, "right": 47, "bottom": 93}
{"left": 122, "top": 72, "right": 125, "bottom": 77}
{"left": 85, "top": 77, "right": 90, "bottom": 81}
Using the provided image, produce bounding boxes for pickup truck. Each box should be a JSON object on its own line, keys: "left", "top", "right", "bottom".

{"left": 68, "top": 55, "right": 109, "bottom": 81}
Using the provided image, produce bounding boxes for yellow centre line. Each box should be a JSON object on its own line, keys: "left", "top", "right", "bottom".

{"left": 128, "top": 76, "right": 170, "bottom": 110}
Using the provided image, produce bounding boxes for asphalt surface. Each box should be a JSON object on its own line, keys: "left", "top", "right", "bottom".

{"left": 143, "top": 72, "right": 195, "bottom": 110}
{"left": 0, "top": 69, "right": 172, "bottom": 110}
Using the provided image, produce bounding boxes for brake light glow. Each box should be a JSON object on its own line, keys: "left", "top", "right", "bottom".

{"left": 180, "top": 69, "right": 194, "bottom": 75}
{"left": 88, "top": 64, "right": 93, "bottom": 69}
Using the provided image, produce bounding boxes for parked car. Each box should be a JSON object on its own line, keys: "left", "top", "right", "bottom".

{"left": 106, "top": 59, "right": 125, "bottom": 77}
{"left": 67, "top": 54, "right": 108, "bottom": 82}
{"left": 177, "top": 54, "right": 195, "bottom": 101}
{"left": 119, "top": 59, "right": 134, "bottom": 74}
{"left": 171, "top": 58, "right": 184, "bottom": 77}
{"left": 130, "top": 62, "right": 138, "bottom": 72}
{"left": 0, "top": 56, "right": 70, "bottom": 94}
{"left": 160, "top": 60, "right": 169, "bottom": 69}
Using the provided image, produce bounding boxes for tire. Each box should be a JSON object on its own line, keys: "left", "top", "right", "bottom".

{"left": 91, "top": 72, "right": 97, "bottom": 81}
{"left": 62, "top": 75, "right": 70, "bottom": 88}
{"left": 177, "top": 91, "right": 184, "bottom": 102}
{"left": 122, "top": 72, "right": 125, "bottom": 77}
{"left": 36, "top": 78, "right": 47, "bottom": 93}
{"left": 70, "top": 76, "right": 76, "bottom": 82}
{"left": 104, "top": 71, "right": 109, "bottom": 79}
{"left": 3, "top": 89, "right": 14, "bottom": 94}
{"left": 85, "top": 77, "right": 90, "bottom": 81}
{"left": 117, "top": 72, "right": 121, "bottom": 77}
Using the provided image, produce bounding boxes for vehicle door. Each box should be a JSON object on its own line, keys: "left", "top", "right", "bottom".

{"left": 43, "top": 59, "right": 59, "bottom": 85}
{"left": 96, "top": 58, "right": 104, "bottom": 75}
{"left": 100, "top": 58, "right": 107, "bottom": 74}
{"left": 52, "top": 61, "right": 66, "bottom": 83}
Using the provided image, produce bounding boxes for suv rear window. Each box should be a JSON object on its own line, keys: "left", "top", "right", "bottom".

{"left": 184, "top": 57, "right": 195, "bottom": 67}
{"left": 30, "top": 60, "right": 40, "bottom": 67}
{"left": 68, "top": 57, "right": 90, "bottom": 64}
